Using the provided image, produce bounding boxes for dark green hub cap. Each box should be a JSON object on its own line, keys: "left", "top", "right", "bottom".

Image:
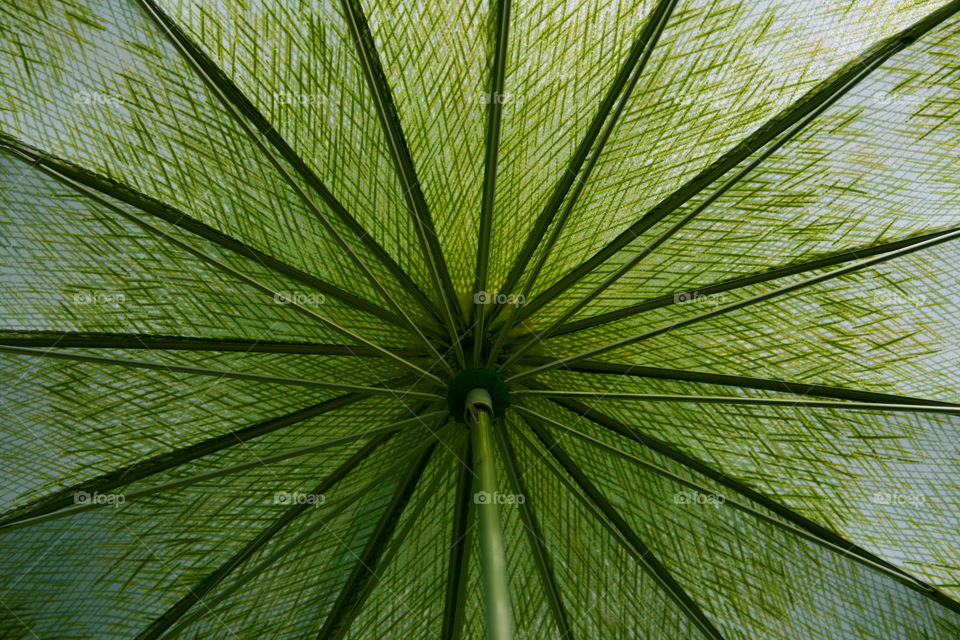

{"left": 447, "top": 368, "right": 510, "bottom": 423}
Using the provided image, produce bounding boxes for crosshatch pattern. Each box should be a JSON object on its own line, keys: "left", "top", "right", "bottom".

{"left": 2, "top": 0, "right": 960, "bottom": 638}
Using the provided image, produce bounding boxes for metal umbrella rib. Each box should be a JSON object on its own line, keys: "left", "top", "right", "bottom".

{"left": 509, "top": 227, "right": 960, "bottom": 383}
{"left": 0, "top": 345, "right": 442, "bottom": 399}
{"left": 508, "top": 0, "right": 960, "bottom": 324}
{"left": 0, "top": 411, "right": 444, "bottom": 534}
{"left": 135, "top": 0, "right": 452, "bottom": 373}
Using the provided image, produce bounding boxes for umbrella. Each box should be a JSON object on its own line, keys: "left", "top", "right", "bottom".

{"left": 2, "top": 0, "right": 960, "bottom": 637}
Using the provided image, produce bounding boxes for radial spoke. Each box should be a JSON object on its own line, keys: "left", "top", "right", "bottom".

{"left": 135, "top": 0, "right": 452, "bottom": 372}
{"left": 0, "top": 411, "right": 442, "bottom": 533}
{"left": 515, "top": 405, "right": 951, "bottom": 600}
{"left": 511, "top": 415, "right": 642, "bottom": 547}
{"left": 316, "top": 434, "right": 440, "bottom": 640}
{"left": 521, "top": 416, "right": 725, "bottom": 640}
{"left": 539, "top": 227, "right": 960, "bottom": 338}
{"left": 8, "top": 153, "right": 446, "bottom": 384}
{"left": 501, "top": 58, "right": 876, "bottom": 370}
{"left": 495, "top": 420, "right": 574, "bottom": 639}
{"left": 514, "top": 390, "right": 960, "bottom": 415}
{"left": 0, "top": 331, "right": 429, "bottom": 358}
{"left": 490, "top": 0, "right": 679, "bottom": 329}
{"left": 135, "top": 430, "right": 400, "bottom": 640}
{"left": 514, "top": 357, "right": 959, "bottom": 407}
{"left": 0, "top": 138, "right": 425, "bottom": 334}
{"left": 488, "top": 0, "right": 678, "bottom": 364}
{"left": 161, "top": 431, "right": 443, "bottom": 640}
{"left": 511, "top": 0, "right": 960, "bottom": 322}
{"left": 532, "top": 391, "right": 960, "bottom": 615}
{"left": 339, "top": 0, "right": 465, "bottom": 367}
{"left": 0, "top": 345, "right": 442, "bottom": 399}
{"left": 0, "top": 382, "right": 416, "bottom": 526}
{"left": 473, "top": 0, "right": 512, "bottom": 367}
{"left": 371, "top": 443, "right": 453, "bottom": 576}
{"left": 123, "top": 3, "right": 441, "bottom": 322}
{"left": 508, "top": 227, "right": 960, "bottom": 383}
{"left": 442, "top": 431, "right": 474, "bottom": 640}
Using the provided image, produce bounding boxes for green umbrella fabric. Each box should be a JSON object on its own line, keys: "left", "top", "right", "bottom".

{"left": 2, "top": 0, "right": 960, "bottom": 638}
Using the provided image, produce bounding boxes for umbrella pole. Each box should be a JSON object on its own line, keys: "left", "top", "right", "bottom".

{"left": 467, "top": 389, "right": 514, "bottom": 640}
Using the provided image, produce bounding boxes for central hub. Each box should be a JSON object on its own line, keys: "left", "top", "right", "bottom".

{"left": 446, "top": 368, "right": 510, "bottom": 423}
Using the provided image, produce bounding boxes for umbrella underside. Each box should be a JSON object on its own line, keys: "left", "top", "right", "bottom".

{"left": 2, "top": 0, "right": 960, "bottom": 638}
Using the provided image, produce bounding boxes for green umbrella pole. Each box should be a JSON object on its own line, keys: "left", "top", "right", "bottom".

{"left": 467, "top": 388, "right": 514, "bottom": 640}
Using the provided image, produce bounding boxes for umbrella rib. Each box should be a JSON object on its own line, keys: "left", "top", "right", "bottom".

{"left": 338, "top": 0, "right": 465, "bottom": 367}
{"left": 495, "top": 421, "right": 575, "bottom": 639}
{"left": 0, "top": 345, "right": 442, "bottom": 399}
{"left": 540, "top": 226, "right": 960, "bottom": 338}
{"left": 510, "top": 415, "right": 642, "bottom": 544}
{"left": 315, "top": 433, "right": 441, "bottom": 640}
{"left": 339, "top": 443, "right": 455, "bottom": 638}
{"left": 519, "top": 416, "right": 726, "bottom": 640}
{"left": 500, "top": 60, "right": 877, "bottom": 371}
{"left": 442, "top": 431, "right": 475, "bottom": 640}
{"left": 13, "top": 156, "right": 445, "bottom": 384}
{"left": 134, "top": 429, "right": 414, "bottom": 640}
{"left": 161, "top": 431, "right": 443, "bottom": 640}
{"left": 134, "top": 0, "right": 452, "bottom": 372}
{"left": 489, "top": 0, "right": 678, "bottom": 332}
{"left": 0, "top": 412, "right": 442, "bottom": 533}
{"left": 508, "top": 226, "right": 960, "bottom": 383}
{"left": 514, "top": 390, "right": 960, "bottom": 415}
{"left": 0, "top": 382, "right": 414, "bottom": 527}
{"left": 366, "top": 441, "right": 453, "bottom": 576}
{"left": 473, "top": 0, "right": 512, "bottom": 367}
{"left": 0, "top": 138, "right": 424, "bottom": 335}
{"left": 517, "top": 405, "right": 955, "bottom": 602}
{"left": 0, "top": 331, "right": 428, "bottom": 358}
{"left": 488, "top": 0, "right": 678, "bottom": 364}
{"left": 123, "top": 1, "right": 441, "bottom": 322}
{"left": 536, "top": 393, "right": 960, "bottom": 615}
{"left": 515, "top": 358, "right": 960, "bottom": 407}
{"left": 510, "top": 0, "right": 960, "bottom": 322}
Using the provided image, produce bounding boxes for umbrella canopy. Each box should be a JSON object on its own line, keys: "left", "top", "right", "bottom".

{"left": 2, "top": 0, "right": 960, "bottom": 637}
